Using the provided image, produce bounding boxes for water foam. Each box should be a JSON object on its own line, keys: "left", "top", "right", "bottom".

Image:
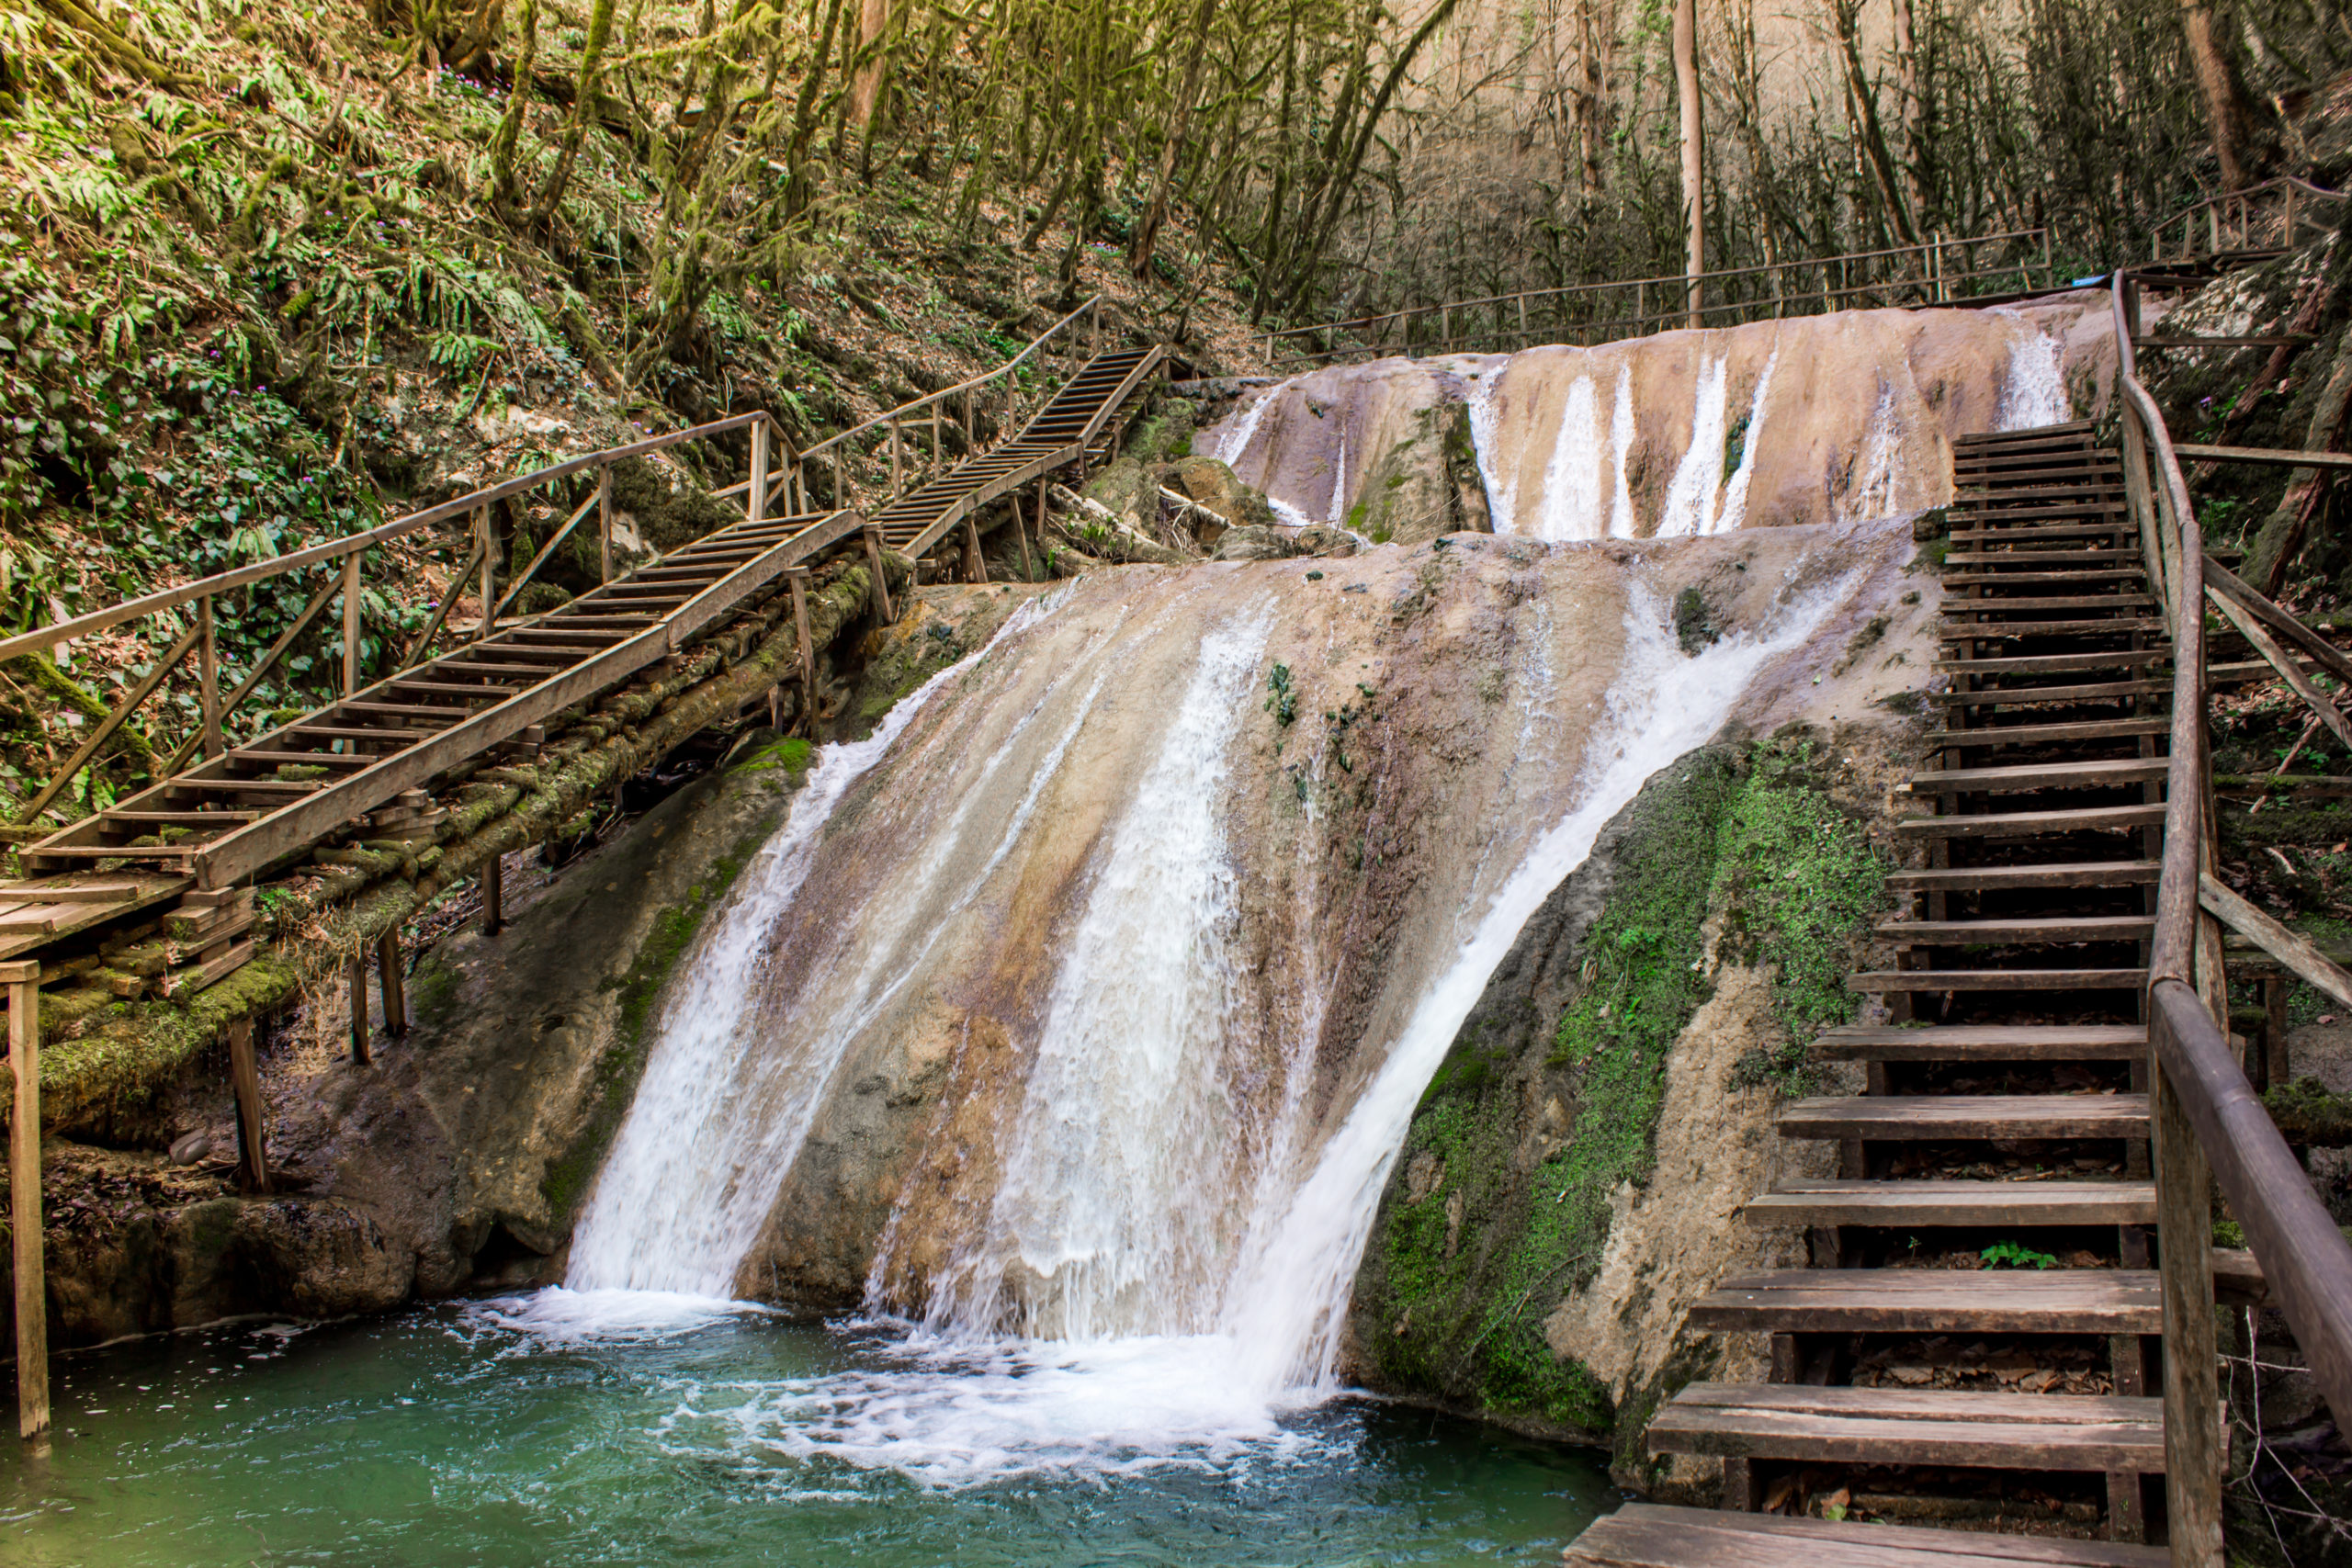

{"left": 1533, "top": 374, "right": 1604, "bottom": 541}
{"left": 1464, "top": 367, "right": 1520, "bottom": 533}
{"left": 1996, "top": 322, "right": 2072, "bottom": 430}
{"left": 1711, "top": 345, "right": 1780, "bottom": 535}
{"left": 1608, "top": 367, "right": 1637, "bottom": 538}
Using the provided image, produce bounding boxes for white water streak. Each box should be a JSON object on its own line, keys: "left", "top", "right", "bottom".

{"left": 567, "top": 598, "right": 1062, "bottom": 1294}
{"left": 1219, "top": 573, "right": 1860, "bottom": 1393}
{"left": 943, "top": 610, "right": 1274, "bottom": 1341}
{"left": 1533, "top": 375, "right": 1603, "bottom": 542}
{"left": 1712, "top": 346, "right": 1780, "bottom": 535}
{"left": 1608, "top": 367, "right": 1637, "bottom": 538}
{"left": 1464, "top": 368, "right": 1519, "bottom": 534}
{"left": 1655, "top": 355, "right": 1731, "bottom": 536}
{"left": 1996, "top": 326, "right": 2072, "bottom": 430}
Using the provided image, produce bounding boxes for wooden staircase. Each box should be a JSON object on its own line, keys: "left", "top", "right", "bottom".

{"left": 1566, "top": 421, "right": 2178, "bottom": 1564}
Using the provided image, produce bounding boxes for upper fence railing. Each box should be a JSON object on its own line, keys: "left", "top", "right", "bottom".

{"left": 1260, "top": 229, "right": 2054, "bottom": 368}
{"left": 0, "top": 296, "right": 1115, "bottom": 833}
{"left": 2111, "top": 270, "right": 2352, "bottom": 1564}
{"left": 769, "top": 295, "right": 1110, "bottom": 519}
{"left": 2146, "top": 176, "right": 2346, "bottom": 266}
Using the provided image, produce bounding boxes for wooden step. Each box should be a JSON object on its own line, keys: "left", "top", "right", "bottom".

{"left": 1885, "top": 860, "right": 2160, "bottom": 893}
{"left": 1812, "top": 1024, "right": 2147, "bottom": 1063}
{"left": 1935, "top": 681, "right": 2170, "bottom": 707}
{"left": 1777, "top": 1093, "right": 2150, "bottom": 1141}
{"left": 1953, "top": 481, "right": 2127, "bottom": 499}
{"left": 1904, "top": 759, "right": 2169, "bottom": 793}
{"left": 1939, "top": 570, "right": 2146, "bottom": 589}
{"left": 1935, "top": 650, "right": 2167, "bottom": 677}
{"left": 1892, "top": 804, "right": 2166, "bottom": 838}
{"left": 1948, "top": 522, "right": 2133, "bottom": 543}
{"left": 1942, "top": 550, "right": 2140, "bottom": 569}
{"left": 1877, "top": 914, "right": 2154, "bottom": 943}
{"left": 1939, "top": 594, "right": 2156, "bottom": 615}
{"left": 1943, "top": 502, "right": 2129, "bottom": 523}
{"left": 1922, "top": 719, "right": 2171, "bottom": 750}
{"left": 1647, "top": 1383, "right": 2164, "bottom": 1472}
{"left": 1939, "top": 617, "right": 2167, "bottom": 639}
{"left": 1564, "top": 1503, "right": 2166, "bottom": 1567}
{"left": 1846, "top": 967, "right": 2145, "bottom": 991}
{"left": 1687, "top": 1269, "right": 2162, "bottom": 1336}
{"left": 1745, "top": 1179, "right": 2156, "bottom": 1227}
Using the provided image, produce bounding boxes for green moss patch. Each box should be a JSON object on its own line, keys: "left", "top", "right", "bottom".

{"left": 1358, "top": 740, "right": 1885, "bottom": 1440}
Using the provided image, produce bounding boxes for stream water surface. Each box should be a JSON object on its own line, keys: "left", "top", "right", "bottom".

{"left": 2, "top": 1303, "right": 1613, "bottom": 1565}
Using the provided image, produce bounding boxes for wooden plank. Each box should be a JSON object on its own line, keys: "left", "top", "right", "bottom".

{"left": 1934, "top": 650, "right": 2165, "bottom": 675}
{"left": 2204, "top": 555, "right": 2352, "bottom": 687}
{"left": 1876, "top": 914, "right": 2154, "bottom": 942}
{"left": 2176, "top": 442, "right": 2352, "bottom": 470}
{"left": 1811, "top": 1023, "right": 2147, "bottom": 1061}
{"left": 1565, "top": 1504, "right": 2169, "bottom": 1568}
{"left": 1938, "top": 593, "right": 2155, "bottom": 613}
{"left": 2199, "top": 872, "right": 2352, "bottom": 1010}
{"left": 1848, "top": 966, "right": 2145, "bottom": 990}
{"left": 1903, "top": 760, "right": 2168, "bottom": 792}
{"left": 1744, "top": 1179, "right": 2157, "bottom": 1226}
{"left": 159, "top": 937, "right": 254, "bottom": 998}
{"left": 1932, "top": 680, "right": 2171, "bottom": 705}
{"left": 1777, "top": 1093, "right": 2150, "bottom": 1140}
{"left": 0, "top": 882, "right": 145, "bottom": 904}
{"left": 2206, "top": 586, "right": 2352, "bottom": 760}
{"left": 2152, "top": 987, "right": 2225, "bottom": 1566}
{"left": 1920, "top": 720, "right": 2171, "bottom": 750}
{"left": 1647, "top": 1383, "right": 2165, "bottom": 1471}
{"left": 1687, "top": 1269, "right": 2163, "bottom": 1336}
{"left": 1892, "top": 804, "right": 2167, "bottom": 837}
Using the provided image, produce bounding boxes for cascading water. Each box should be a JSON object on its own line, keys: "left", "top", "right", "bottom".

{"left": 1533, "top": 375, "right": 1603, "bottom": 542}
{"left": 1655, "top": 354, "right": 1731, "bottom": 536}
{"left": 1713, "top": 347, "right": 1780, "bottom": 535}
{"left": 1996, "top": 321, "right": 2073, "bottom": 429}
{"left": 1465, "top": 366, "right": 1521, "bottom": 533}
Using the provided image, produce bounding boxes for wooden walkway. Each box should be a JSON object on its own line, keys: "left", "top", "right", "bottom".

{"left": 1567, "top": 422, "right": 2178, "bottom": 1564}
{"left": 0, "top": 342, "right": 1161, "bottom": 985}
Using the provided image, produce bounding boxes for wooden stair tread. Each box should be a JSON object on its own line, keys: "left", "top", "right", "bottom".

{"left": 1848, "top": 967, "right": 2146, "bottom": 991}
{"left": 1745, "top": 1179, "right": 2157, "bottom": 1226}
{"left": 1922, "top": 720, "right": 2171, "bottom": 749}
{"left": 1686, "top": 1269, "right": 2163, "bottom": 1335}
{"left": 1935, "top": 649, "right": 2166, "bottom": 674}
{"left": 1893, "top": 804, "right": 2167, "bottom": 837}
{"left": 1811, "top": 1024, "right": 2147, "bottom": 1061}
{"left": 1777, "top": 1093, "right": 2150, "bottom": 1140}
{"left": 1904, "top": 759, "right": 2168, "bottom": 792}
{"left": 1563, "top": 1504, "right": 2167, "bottom": 1567}
{"left": 1646, "top": 1382, "right": 2164, "bottom": 1471}
{"left": 1876, "top": 914, "right": 2154, "bottom": 942}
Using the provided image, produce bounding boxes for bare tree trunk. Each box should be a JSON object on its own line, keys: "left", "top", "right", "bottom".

{"left": 1132, "top": 0, "right": 1222, "bottom": 276}
{"left": 1675, "top": 0, "right": 1702, "bottom": 327}
{"left": 2179, "top": 0, "right": 2245, "bottom": 190}
{"left": 1890, "top": 0, "right": 1928, "bottom": 228}
{"left": 848, "top": 0, "right": 891, "bottom": 130}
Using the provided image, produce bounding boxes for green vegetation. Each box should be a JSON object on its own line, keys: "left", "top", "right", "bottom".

{"left": 1361, "top": 740, "right": 1885, "bottom": 1438}
{"left": 1981, "top": 1240, "right": 2060, "bottom": 1269}
{"left": 1264, "top": 662, "right": 1297, "bottom": 727}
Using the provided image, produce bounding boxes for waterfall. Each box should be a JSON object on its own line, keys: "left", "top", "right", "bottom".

{"left": 1996, "top": 324, "right": 2072, "bottom": 429}
{"left": 1608, "top": 366, "right": 1637, "bottom": 539}
{"left": 1533, "top": 375, "right": 1604, "bottom": 542}
{"left": 1713, "top": 346, "right": 1781, "bottom": 536}
{"left": 1655, "top": 354, "right": 1731, "bottom": 536}
{"left": 928, "top": 609, "right": 1273, "bottom": 1340}
{"left": 1839, "top": 380, "right": 1903, "bottom": 524}
{"left": 1464, "top": 367, "right": 1520, "bottom": 533}
{"left": 1216, "top": 573, "right": 1854, "bottom": 1393}
{"left": 565, "top": 595, "right": 1070, "bottom": 1294}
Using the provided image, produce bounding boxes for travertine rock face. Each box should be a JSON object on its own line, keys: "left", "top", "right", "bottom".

{"left": 1205, "top": 297, "right": 2118, "bottom": 544}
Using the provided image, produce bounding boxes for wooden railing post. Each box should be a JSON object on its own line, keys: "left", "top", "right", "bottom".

{"left": 786, "top": 568, "right": 816, "bottom": 738}
{"left": 748, "top": 418, "right": 770, "bottom": 527}
{"left": 2153, "top": 997, "right": 2225, "bottom": 1566}
{"left": 377, "top": 931, "right": 406, "bottom": 1037}
{"left": 198, "top": 593, "right": 222, "bottom": 760}
{"left": 890, "top": 418, "right": 903, "bottom": 497}
{"left": 228, "top": 1016, "right": 270, "bottom": 1193}
{"left": 340, "top": 552, "right": 361, "bottom": 698}
{"left": 347, "top": 948, "right": 370, "bottom": 1066}
{"left": 476, "top": 506, "right": 495, "bottom": 643}
{"left": 482, "top": 852, "right": 504, "bottom": 937}
{"left": 863, "top": 525, "right": 895, "bottom": 623}
{"left": 596, "top": 468, "right": 613, "bottom": 584}
{"left": 6, "top": 959, "right": 45, "bottom": 1443}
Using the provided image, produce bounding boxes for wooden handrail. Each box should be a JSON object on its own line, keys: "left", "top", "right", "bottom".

{"left": 2111, "top": 267, "right": 2352, "bottom": 1562}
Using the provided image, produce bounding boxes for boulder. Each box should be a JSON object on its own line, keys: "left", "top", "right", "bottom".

{"left": 1213, "top": 525, "right": 1300, "bottom": 562}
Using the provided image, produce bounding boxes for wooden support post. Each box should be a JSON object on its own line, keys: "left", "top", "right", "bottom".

{"left": 6, "top": 960, "right": 45, "bottom": 1442}
{"left": 198, "top": 593, "right": 222, "bottom": 761}
{"left": 477, "top": 506, "right": 496, "bottom": 642}
{"left": 788, "top": 568, "right": 816, "bottom": 735}
{"left": 2154, "top": 1043, "right": 2224, "bottom": 1564}
{"left": 377, "top": 931, "right": 406, "bottom": 1037}
{"left": 964, "top": 514, "right": 989, "bottom": 584}
{"left": 228, "top": 1017, "right": 270, "bottom": 1194}
{"left": 863, "top": 525, "right": 895, "bottom": 623}
{"left": 596, "top": 468, "right": 613, "bottom": 584}
{"left": 483, "top": 852, "right": 504, "bottom": 937}
{"left": 2265, "top": 975, "right": 2291, "bottom": 1090}
{"left": 890, "top": 418, "right": 902, "bottom": 496}
{"left": 348, "top": 952, "right": 370, "bottom": 1066}
{"left": 341, "top": 550, "right": 361, "bottom": 698}
{"left": 748, "top": 418, "right": 770, "bottom": 526}
{"left": 931, "top": 400, "right": 942, "bottom": 479}
{"left": 1015, "top": 493, "right": 1037, "bottom": 581}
